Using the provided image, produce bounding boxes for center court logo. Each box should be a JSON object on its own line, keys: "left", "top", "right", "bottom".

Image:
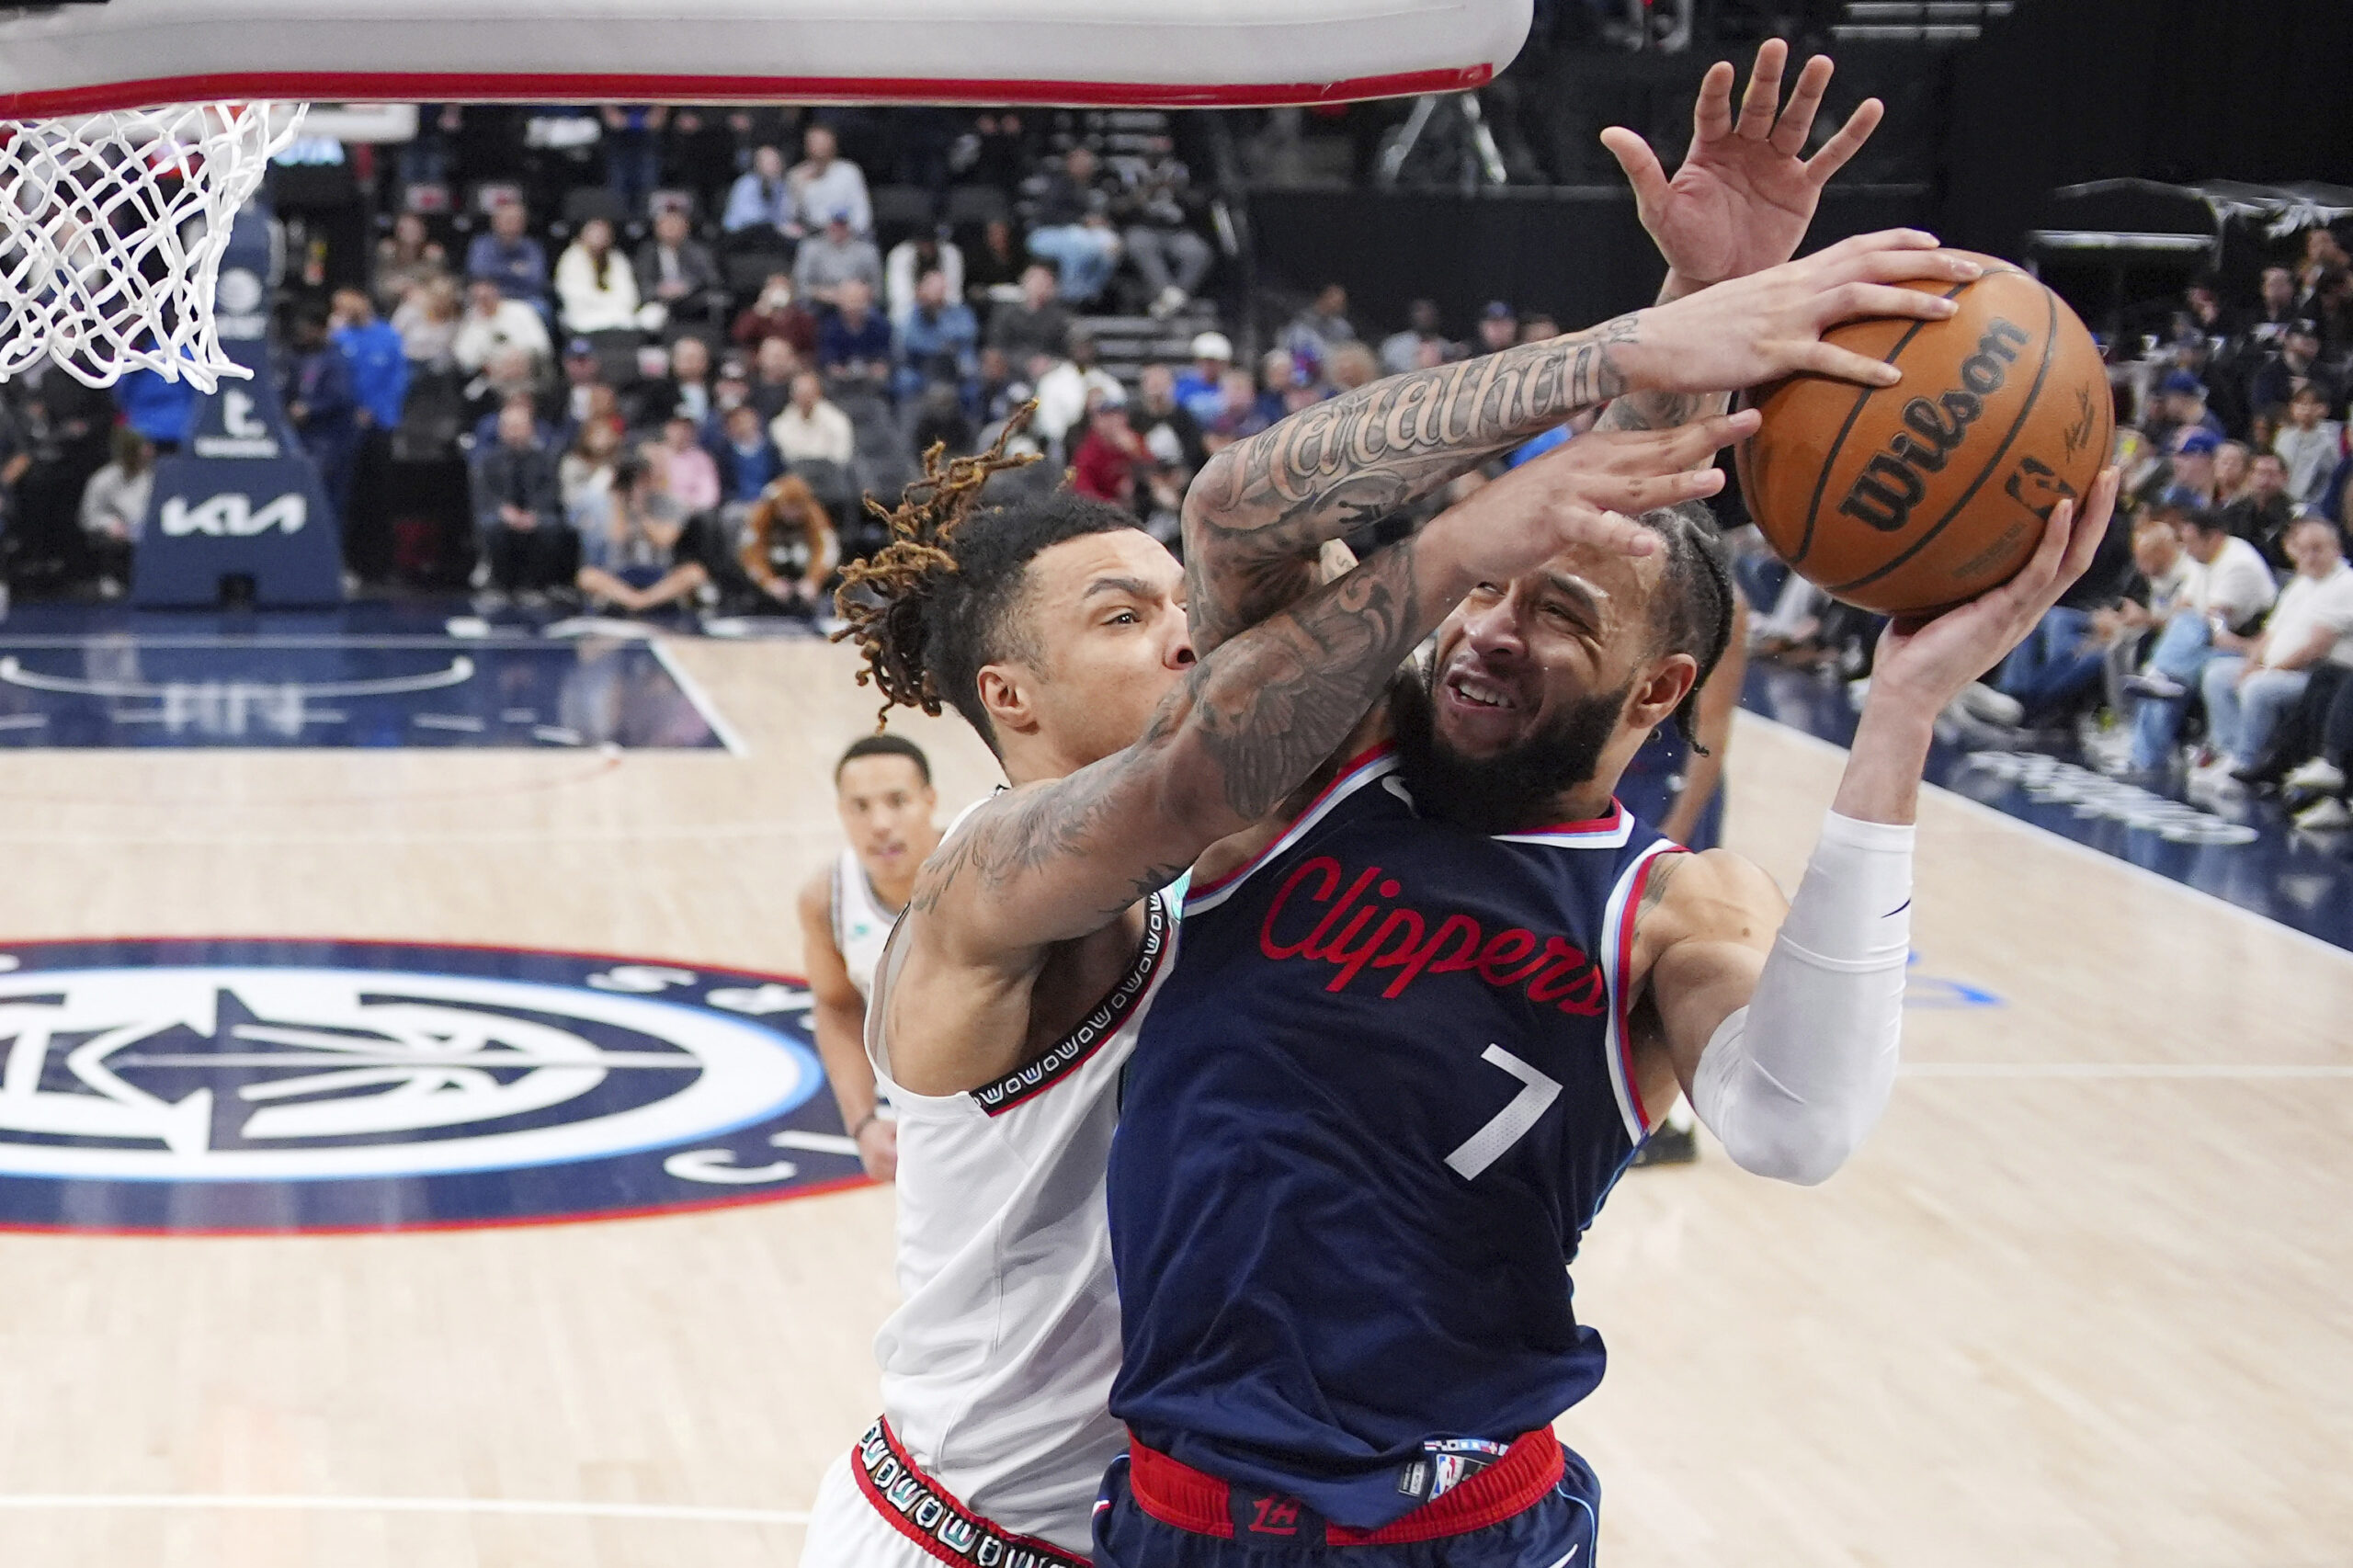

{"left": 0, "top": 938, "right": 864, "bottom": 1233}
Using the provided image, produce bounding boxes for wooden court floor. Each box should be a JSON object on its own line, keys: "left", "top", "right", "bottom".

{"left": 0, "top": 634, "right": 2341, "bottom": 1566}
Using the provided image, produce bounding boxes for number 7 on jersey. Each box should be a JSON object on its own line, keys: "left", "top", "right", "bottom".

{"left": 1446, "top": 1045, "right": 1563, "bottom": 1180}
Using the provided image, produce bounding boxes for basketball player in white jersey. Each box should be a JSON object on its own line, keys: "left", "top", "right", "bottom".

{"left": 798, "top": 734, "right": 940, "bottom": 1181}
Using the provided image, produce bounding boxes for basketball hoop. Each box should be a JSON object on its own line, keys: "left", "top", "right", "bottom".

{"left": 1, "top": 102, "right": 301, "bottom": 391}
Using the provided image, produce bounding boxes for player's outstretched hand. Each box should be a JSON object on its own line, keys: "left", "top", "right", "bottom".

{"left": 1602, "top": 39, "right": 1884, "bottom": 290}
{"left": 1424, "top": 410, "right": 1762, "bottom": 589}
{"left": 1623, "top": 231, "right": 1983, "bottom": 394}
{"left": 1867, "top": 465, "right": 2120, "bottom": 714}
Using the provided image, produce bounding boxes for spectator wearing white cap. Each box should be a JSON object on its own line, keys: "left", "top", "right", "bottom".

{"left": 1173, "top": 330, "right": 1231, "bottom": 425}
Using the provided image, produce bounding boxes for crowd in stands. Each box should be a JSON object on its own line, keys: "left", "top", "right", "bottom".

{"left": 1744, "top": 227, "right": 2353, "bottom": 834}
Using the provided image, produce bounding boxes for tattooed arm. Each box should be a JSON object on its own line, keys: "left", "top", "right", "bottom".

{"left": 1183, "top": 233, "right": 1981, "bottom": 658}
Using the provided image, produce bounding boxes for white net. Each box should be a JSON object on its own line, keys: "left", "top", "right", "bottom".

{"left": 0, "top": 102, "right": 303, "bottom": 392}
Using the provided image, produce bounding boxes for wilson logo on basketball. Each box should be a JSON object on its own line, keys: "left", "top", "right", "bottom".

{"left": 1836, "top": 317, "right": 2029, "bottom": 533}
{"left": 1257, "top": 856, "right": 1605, "bottom": 1013}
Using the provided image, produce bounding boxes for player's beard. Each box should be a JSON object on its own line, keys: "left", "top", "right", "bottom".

{"left": 1391, "top": 665, "right": 1632, "bottom": 835}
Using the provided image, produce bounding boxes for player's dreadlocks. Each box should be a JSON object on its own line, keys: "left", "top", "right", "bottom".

{"left": 830, "top": 404, "right": 1139, "bottom": 753}
{"left": 1637, "top": 501, "right": 1737, "bottom": 756}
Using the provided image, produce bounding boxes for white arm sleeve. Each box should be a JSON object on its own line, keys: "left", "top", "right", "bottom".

{"left": 1688, "top": 810, "right": 1912, "bottom": 1186}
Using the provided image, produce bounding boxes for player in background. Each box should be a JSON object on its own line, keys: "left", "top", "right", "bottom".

{"left": 797, "top": 734, "right": 939, "bottom": 1181}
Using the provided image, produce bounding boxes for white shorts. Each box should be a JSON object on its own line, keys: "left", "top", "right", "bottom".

{"left": 797, "top": 1420, "right": 1096, "bottom": 1568}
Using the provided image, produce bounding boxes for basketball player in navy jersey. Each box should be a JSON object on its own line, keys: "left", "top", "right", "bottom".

{"left": 795, "top": 225, "right": 1961, "bottom": 1567}
{"left": 1089, "top": 45, "right": 2124, "bottom": 1566}
{"left": 798, "top": 734, "right": 940, "bottom": 1181}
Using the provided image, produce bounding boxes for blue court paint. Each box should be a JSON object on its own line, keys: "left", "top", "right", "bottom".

{"left": 0, "top": 626, "right": 725, "bottom": 749}
{"left": 1745, "top": 664, "right": 2353, "bottom": 956}
{"left": 0, "top": 938, "right": 863, "bottom": 1233}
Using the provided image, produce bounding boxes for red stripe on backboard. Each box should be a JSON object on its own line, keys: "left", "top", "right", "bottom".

{"left": 0, "top": 63, "right": 1494, "bottom": 118}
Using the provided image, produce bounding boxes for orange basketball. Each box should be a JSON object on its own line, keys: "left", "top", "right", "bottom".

{"left": 1734, "top": 252, "right": 2113, "bottom": 618}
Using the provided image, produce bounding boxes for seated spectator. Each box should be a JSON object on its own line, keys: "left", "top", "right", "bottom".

{"left": 738, "top": 472, "right": 838, "bottom": 616}
{"left": 2245, "top": 266, "right": 2298, "bottom": 353}
{"left": 554, "top": 218, "right": 642, "bottom": 336}
{"left": 331, "top": 289, "right": 412, "bottom": 436}
{"left": 463, "top": 345, "right": 550, "bottom": 443}
{"left": 974, "top": 347, "right": 1021, "bottom": 426}
{"left": 794, "top": 210, "right": 883, "bottom": 311}
{"left": 453, "top": 278, "right": 552, "bottom": 374}
{"left": 1280, "top": 283, "right": 1356, "bottom": 374}
{"left": 1380, "top": 300, "right": 1450, "bottom": 376}
{"left": 1030, "top": 333, "right": 1121, "bottom": 451}
{"left": 652, "top": 335, "right": 717, "bottom": 428}
{"left": 553, "top": 337, "right": 612, "bottom": 436}
{"left": 77, "top": 426, "right": 155, "bottom": 597}
{"left": 465, "top": 200, "right": 550, "bottom": 312}
{"left": 2125, "top": 500, "right": 2281, "bottom": 772}
{"left": 714, "top": 402, "right": 783, "bottom": 503}
{"left": 574, "top": 448, "right": 711, "bottom": 614}
{"left": 1130, "top": 363, "right": 1206, "bottom": 474}
{"left": 909, "top": 382, "right": 974, "bottom": 457}
{"left": 769, "top": 370, "right": 855, "bottom": 468}
{"left": 746, "top": 336, "right": 802, "bottom": 423}
{"left": 893, "top": 268, "right": 978, "bottom": 403}
{"left": 1117, "top": 142, "right": 1212, "bottom": 317}
{"left": 2226, "top": 449, "right": 2299, "bottom": 568}
{"left": 1328, "top": 342, "right": 1380, "bottom": 394}
{"left": 2249, "top": 319, "right": 2341, "bottom": 420}
{"left": 285, "top": 303, "right": 359, "bottom": 522}
{"left": 2198, "top": 516, "right": 2353, "bottom": 790}
{"left": 634, "top": 209, "right": 723, "bottom": 334}
{"left": 1259, "top": 347, "right": 1322, "bottom": 425}
{"left": 661, "top": 414, "right": 721, "bottom": 515}
{"left": 559, "top": 416, "right": 625, "bottom": 518}
{"left": 2150, "top": 369, "right": 2225, "bottom": 452}
{"left": 2212, "top": 440, "right": 2250, "bottom": 506}
{"left": 819, "top": 277, "right": 893, "bottom": 392}
{"left": 2165, "top": 426, "right": 2222, "bottom": 507}
{"left": 722, "top": 145, "right": 794, "bottom": 236}
{"left": 885, "top": 230, "right": 964, "bottom": 330}
{"left": 964, "top": 218, "right": 1026, "bottom": 306}
{"left": 2092, "top": 508, "right": 2202, "bottom": 719}
{"left": 1206, "top": 366, "right": 1268, "bottom": 450}
{"left": 2274, "top": 382, "right": 2344, "bottom": 511}
{"left": 985, "top": 266, "right": 1071, "bottom": 366}
{"left": 1071, "top": 390, "right": 1142, "bottom": 505}
{"left": 392, "top": 276, "right": 462, "bottom": 370}
{"left": 1520, "top": 313, "right": 1562, "bottom": 345}
{"left": 787, "top": 125, "right": 872, "bottom": 240}
{"left": 373, "top": 211, "right": 449, "bottom": 315}
{"left": 471, "top": 399, "right": 571, "bottom": 603}
{"left": 733, "top": 273, "right": 820, "bottom": 361}
{"left": 1172, "top": 331, "right": 1232, "bottom": 425}
{"left": 1024, "top": 146, "right": 1120, "bottom": 305}
{"left": 1475, "top": 301, "right": 1519, "bottom": 356}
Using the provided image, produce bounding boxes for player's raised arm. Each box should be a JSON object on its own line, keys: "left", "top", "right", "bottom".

{"left": 1632, "top": 471, "right": 2118, "bottom": 1185}
{"left": 1597, "top": 38, "right": 1887, "bottom": 438}
{"left": 1182, "top": 237, "right": 1982, "bottom": 659}
{"left": 912, "top": 413, "right": 1759, "bottom": 968}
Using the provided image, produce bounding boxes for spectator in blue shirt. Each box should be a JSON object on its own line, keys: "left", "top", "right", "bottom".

{"left": 713, "top": 403, "right": 782, "bottom": 502}
{"left": 892, "top": 268, "right": 978, "bottom": 403}
{"left": 111, "top": 366, "right": 198, "bottom": 452}
{"left": 1172, "top": 330, "right": 1232, "bottom": 425}
{"left": 285, "top": 303, "right": 360, "bottom": 524}
{"left": 722, "top": 145, "right": 794, "bottom": 235}
{"left": 819, "top": 278, "right": 893, "bottom": 396}
{"left": 330, "top": 289, "right": 411, "bottom": 432}
{"left": 464, "top": 201, "right": 550, "bottom": 312}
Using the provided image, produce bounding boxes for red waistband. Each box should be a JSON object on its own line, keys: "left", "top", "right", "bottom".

{"left": 1125, "top": 1428, "right": 1563, "bottom": 1547}
{"left": 849, "top": 1415, "right": 1092, "bottom": 1568}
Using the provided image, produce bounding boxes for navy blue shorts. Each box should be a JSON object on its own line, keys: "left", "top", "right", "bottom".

{"left": 1092, "top": 1448, "right": 1602, "bottom": 1568}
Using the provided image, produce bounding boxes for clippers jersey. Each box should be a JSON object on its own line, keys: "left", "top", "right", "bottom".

{"left": 1107, "top": 746, "right": 1676, "bottom": 1530}
{"left": 865, "top": 888, "right": 1179, "bottom": 1554}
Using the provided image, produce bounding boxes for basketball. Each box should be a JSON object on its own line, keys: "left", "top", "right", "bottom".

{"left": 1734, "top": 252, "right": 2113, "bottom": 618}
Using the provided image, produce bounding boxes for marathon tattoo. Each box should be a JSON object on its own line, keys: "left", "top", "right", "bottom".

{"left": 1184, "top": 312, "right": 1643, "bottom": 655}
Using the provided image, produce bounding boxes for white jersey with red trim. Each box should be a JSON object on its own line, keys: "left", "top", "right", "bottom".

{"left": 832, "top": 846, "right": 898, "bottom": 1003}
{"left": 855, "top": 885, "right": 1179, "bottom": 1555}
